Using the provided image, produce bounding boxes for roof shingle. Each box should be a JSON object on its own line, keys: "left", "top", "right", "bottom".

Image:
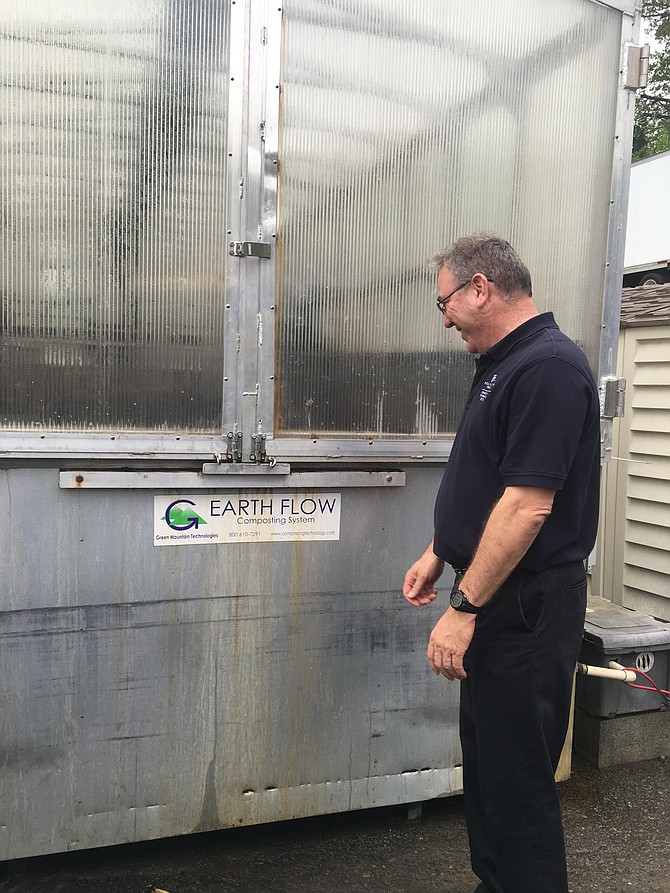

{"left": 620, "top": 283, "right": 670, "bottom": 327}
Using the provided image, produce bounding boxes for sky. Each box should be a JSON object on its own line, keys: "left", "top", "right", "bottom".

{"left": 642, "top": 17, "right": 663, "bottom": 54}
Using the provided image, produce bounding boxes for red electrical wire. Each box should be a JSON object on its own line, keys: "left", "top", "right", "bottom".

{"left": 622, "top": 666, "right": 670, "bottom": 703}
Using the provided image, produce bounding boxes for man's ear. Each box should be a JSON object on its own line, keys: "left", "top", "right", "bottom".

{"left": 471, "top": 272, "right": 493, "bottom": 305}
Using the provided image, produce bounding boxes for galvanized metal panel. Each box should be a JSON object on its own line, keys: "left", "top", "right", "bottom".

{"left": 599, "top": 9, "right": 640, "bottom": 461}
{"left": 0, "top": 466, "right": 462, "bottom": 859}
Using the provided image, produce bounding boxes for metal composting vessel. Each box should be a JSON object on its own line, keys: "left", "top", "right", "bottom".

{"left": 1, "top": 0, "right": 640, "bottom": 860}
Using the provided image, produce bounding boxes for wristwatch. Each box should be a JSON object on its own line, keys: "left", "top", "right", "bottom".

{"left": 449, "top": 587, "right": 484, "bottom": 614}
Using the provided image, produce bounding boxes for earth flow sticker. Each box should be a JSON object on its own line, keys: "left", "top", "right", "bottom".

{"left": 154, "top": 492, "right": 341, "bottom": 545}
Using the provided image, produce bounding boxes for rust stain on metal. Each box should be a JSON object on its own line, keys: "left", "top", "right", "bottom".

{"left": 75, "top": 475, "right": 84, "bottom": 487}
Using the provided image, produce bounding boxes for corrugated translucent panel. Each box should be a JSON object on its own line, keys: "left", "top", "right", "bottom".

{"left": 277, "top": 0, "right": 621, "bottom": 437}
{"left": 1, "top": 1, "right": 229, "bottom": 432}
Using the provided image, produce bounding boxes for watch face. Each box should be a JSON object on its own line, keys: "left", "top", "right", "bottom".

{"left": 450, "top": 590, "right": 464, "bottom": 609}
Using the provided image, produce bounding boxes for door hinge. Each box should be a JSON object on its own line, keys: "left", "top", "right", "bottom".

{"left": 204, "top": 433, "right": 280, "bottom": 473}
{"left": 249, "top": 433, "right": 267, "bottom": 463}
{"left": 229, "top": 240, "right": 272, "bottom": 259}
{"left": 600, "top": 376, "right": 626, "bottom": 419}
{"left": 626, "top": 44, "right": 650, "bottom": 90}
{"left": 249, "top": 434, "right": 277, "bottom": 466}
{"left": 225, "top": 431, "right": 244, "bottom": 462}
{"left": 211, "top": 432, "right": 275, "bottom": 465}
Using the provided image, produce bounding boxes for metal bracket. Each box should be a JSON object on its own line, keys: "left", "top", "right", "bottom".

{"left": 226, "top": 431, "right": 244, "bottom": 462}
{"left": 229, "top": 240, "right": 272, "bottom": 259}
{"left": 600, "top": 376, "right": 626, "bottom": 420}
{"left": 626, "top": 44, "right": 650, "bottom": 91}
{"left": 201, "top": 462, "right": 290, "bottom": 476}
{"left": 250, "top": 433, "right": 269, "bottom": 463}
{"left": 216, "top": 432, "right": 275, "bottom": 466}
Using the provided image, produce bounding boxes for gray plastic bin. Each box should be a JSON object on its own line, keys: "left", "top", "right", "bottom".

{"left": 577, "top": 597, "right": 670, "bottom": 718}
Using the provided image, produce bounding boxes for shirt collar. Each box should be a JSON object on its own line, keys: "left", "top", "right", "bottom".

{"left": 482, "top": 311, "right": 558, "bottom": 363}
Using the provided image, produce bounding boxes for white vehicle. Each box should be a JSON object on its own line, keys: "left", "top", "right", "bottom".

{"left": 623, "top": 149, "right": 670, "bottom": 287}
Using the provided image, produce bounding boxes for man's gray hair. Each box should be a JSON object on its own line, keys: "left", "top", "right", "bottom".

{"left": 429, "top": 234, "right": 533, "bottom": 300}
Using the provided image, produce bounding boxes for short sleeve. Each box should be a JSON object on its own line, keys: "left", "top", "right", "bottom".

{"left": 499, "top": 357, "right": 593, "bottom": 490}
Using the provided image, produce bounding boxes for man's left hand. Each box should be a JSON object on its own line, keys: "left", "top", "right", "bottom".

{"left": 427, "top": 609, "right": 477, "bottom": 680}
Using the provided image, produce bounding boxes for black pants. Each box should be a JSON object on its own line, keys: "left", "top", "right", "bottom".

{"left": 459, "top": 561, "right": 587, "bottom": 893}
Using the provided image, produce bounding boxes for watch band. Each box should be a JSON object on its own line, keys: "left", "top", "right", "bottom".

{"left": 449, "top": 587, "right": 484, "bottom": 614}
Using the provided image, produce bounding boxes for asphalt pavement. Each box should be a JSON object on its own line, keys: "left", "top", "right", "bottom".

{"left": 1, "top": 755, "right": 668, "bottom": 893}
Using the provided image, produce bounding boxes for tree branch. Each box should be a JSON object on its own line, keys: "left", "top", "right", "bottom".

{"left": 639, "top": 92, "right": 670, "bottom": 104}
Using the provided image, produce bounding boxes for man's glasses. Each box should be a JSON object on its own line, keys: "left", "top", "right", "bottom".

{"left": 436, "top": 281, "right": 470, "bottom": 314}
{"left": 436, "top": 276, "right": 495, "bottom": 314}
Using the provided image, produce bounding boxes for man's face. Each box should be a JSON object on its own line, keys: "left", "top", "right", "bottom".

{"left": 436, "top": 267, "right": 481, "bottom": 354}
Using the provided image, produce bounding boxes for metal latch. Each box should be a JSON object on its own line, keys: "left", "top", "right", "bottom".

{"left": 229, "top": 240, "right": 272, "bottom": 259}
{"left": 600, "top": 376, "right": 626, "bottom": 419}
{"left": 626, "top": 44, "right": 650, "bottom": 90}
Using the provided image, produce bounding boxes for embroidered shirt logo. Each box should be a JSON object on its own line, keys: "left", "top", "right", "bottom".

{"left": 479, "top": 373, "right": 498, "bottom": 402}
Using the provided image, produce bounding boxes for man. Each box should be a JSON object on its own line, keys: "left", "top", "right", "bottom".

{"left": 403, "top": 235, "right": 600, "bottom": 893}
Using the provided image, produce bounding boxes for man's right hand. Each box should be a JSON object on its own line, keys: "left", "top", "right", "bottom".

{"left": 402, "top": 543, "right": 445, "bottom": 606}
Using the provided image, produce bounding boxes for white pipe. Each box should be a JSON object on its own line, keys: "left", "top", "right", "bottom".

{"left": 576, "top": 662, "right": 637, "bottom": 683}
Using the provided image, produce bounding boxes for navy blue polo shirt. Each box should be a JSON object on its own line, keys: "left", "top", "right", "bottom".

{"left": 433, "top": 312, "right": 601, "bottom": 572}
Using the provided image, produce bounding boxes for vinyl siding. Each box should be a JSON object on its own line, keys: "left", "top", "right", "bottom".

{"left": 612, "top": 327, "right": 670, "bottom": 620}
